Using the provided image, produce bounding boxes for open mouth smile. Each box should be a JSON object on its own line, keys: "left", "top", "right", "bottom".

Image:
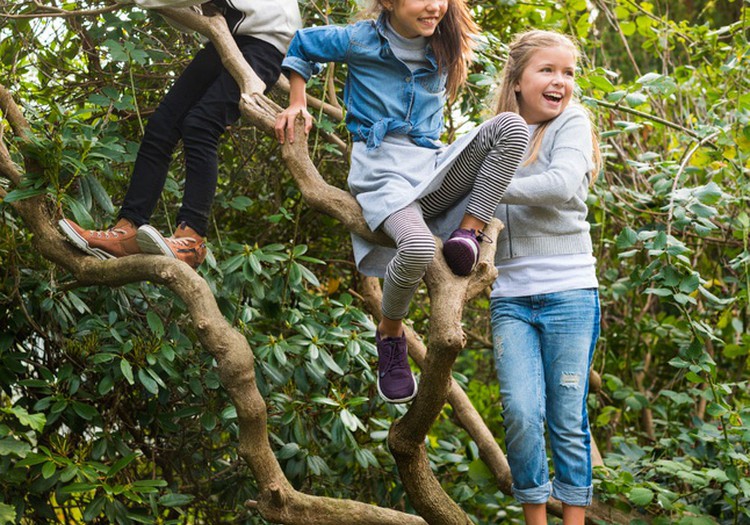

{"left": 418, "top": 17, "right": 439, "bottom": 26}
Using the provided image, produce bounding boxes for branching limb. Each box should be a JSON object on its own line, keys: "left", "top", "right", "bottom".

{"left": 0, "top": 82, "right": 32, "bottom": 140}
{"left": 0, "top": 78, "right": 430, "bottom": 525}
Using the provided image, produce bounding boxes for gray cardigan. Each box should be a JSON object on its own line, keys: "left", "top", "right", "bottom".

{"left": 495, "top": 105, "right": 595, "bottom": 262}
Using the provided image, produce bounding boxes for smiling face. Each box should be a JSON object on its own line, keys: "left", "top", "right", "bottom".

{"left": 514, "top": 45, "right": 577, "bottom": 124}
{"left": 383, "top": 0, "right": 448, "bottom": 38}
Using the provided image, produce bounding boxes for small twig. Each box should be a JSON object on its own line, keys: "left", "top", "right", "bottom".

{"left": 665, "top": 130, "right": 721, "bottom": 239}
{"left": 0, "top": 2, "right": 121, "bottom": 19}
{"left": 584, "top": 97, "right": 710, "bottom": 143}
{"left": 595, "top": 0, "right": 642, "bottom": 78}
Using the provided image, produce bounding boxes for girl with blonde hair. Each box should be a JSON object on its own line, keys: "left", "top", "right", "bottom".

{"left": 490, "top": 29, "right": 601, "bottom": 525}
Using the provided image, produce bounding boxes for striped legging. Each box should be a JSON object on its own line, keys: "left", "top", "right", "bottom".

{"left": 381, "top": 112, "right": 529, "bottom": 321}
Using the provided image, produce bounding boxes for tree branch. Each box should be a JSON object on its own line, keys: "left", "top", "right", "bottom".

{"left": 1, "top": 81, "right": 427, "bottom": 525}
{"left": 0, "top": 1, "right": 121, "bottom": 19}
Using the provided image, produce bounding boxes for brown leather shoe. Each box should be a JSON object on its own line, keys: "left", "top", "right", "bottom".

{"left": 136, "top": 222, "right": 207, "bottom": 269}
{"left": 58, "top": 218, "right": 141, "bottom": 260}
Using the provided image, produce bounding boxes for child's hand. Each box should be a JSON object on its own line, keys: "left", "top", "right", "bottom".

{"left": 274, "top": 105, "right": 313, "bottom": 144}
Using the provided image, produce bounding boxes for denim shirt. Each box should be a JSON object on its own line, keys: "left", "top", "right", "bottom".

{"left": 282, "top": 14, "right": 447, "bottom": 149}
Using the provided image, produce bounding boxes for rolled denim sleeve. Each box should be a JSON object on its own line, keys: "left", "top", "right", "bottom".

{"left": 282, "top": 25, "right": 353, "bottom": 80}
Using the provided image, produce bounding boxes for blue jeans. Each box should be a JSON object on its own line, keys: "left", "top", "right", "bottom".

{"left": 490, "top": 288, "right": 600, "bottom": 507}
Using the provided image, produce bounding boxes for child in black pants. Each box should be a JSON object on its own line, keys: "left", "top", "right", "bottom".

{"left": 60, "top": 0, "right": 301, "bottom": 268}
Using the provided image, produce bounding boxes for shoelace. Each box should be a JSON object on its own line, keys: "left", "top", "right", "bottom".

{"left": 474, "top": 229, "right": 493, "bottom": 244}
{"left": 94, "top": 228, "right": 127, "bottom": 239}
{"left": 380, "top": 338, "right": 407, "bottom": 377}
{"left": 168, "top": 237, "right": 197, "bottom": 246}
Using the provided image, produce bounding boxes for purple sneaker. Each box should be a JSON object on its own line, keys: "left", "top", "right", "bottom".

{"left": 376, "top": 332, "right": 417, "bottom": 404}
{"left": 443, "top": 228, "right": 488, "bottom": 276}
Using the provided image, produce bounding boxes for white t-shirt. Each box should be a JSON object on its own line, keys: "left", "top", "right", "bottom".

{"left": 491, "top": 253, "right": 598, "bottom": 298}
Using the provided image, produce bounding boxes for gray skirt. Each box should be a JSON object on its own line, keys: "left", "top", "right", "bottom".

{"left": 349, "top": 124, "right": 485, "bottom": 277}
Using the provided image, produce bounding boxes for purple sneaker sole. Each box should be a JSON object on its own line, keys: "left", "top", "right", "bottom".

{"left": 443, "top": 229, "right": 481, "bottom": 276}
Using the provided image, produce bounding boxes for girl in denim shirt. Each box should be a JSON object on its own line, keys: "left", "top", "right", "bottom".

{"left": 275, "top": 0, "right": 528, "bottom": 404}
{"left": 489, "top": 31, "right": 602, "bottom": 524}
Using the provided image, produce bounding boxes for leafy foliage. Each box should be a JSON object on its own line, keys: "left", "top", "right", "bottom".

{"left": 1, "top": 0, "right": 749, "bottom": 524}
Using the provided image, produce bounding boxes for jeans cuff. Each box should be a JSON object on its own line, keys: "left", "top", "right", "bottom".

{"left": 551, "top": 478, "right": 593, "bottom": 506}
{"left": 512, "top": 481, "right": 552, "bottom": 504}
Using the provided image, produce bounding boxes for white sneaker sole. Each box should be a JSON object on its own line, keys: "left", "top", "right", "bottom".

{"left": 58, "top": 219, "right": 115, "bottom": 261}
{"left": 136, "top": 225, "right": 176, "bottom": 258}
{"left": 377, "top": 374, "right": 418, "bottom": 404}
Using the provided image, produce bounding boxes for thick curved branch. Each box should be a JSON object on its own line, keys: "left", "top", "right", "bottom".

{"left": 2, "top": 84, "right": 427, "bottom": 525}
{"left": 0, "top": 83, "right": 28, "bottom": 187}
{"left": 0, "top": 82, "right": 31, "bottom": 139}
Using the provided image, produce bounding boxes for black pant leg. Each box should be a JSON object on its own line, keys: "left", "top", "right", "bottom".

{"left": 118, "top": 43, "right": 224, "bottom": 227}
{"left": 176, "top": 37, "right": 282, "bottom": 236}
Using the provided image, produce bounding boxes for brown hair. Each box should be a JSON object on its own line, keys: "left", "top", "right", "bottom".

{"left": 495, "top": 30, "right": 601, "bottom": 182}
{"left": 362, "top": 0, "right": 478, "bottom": 101}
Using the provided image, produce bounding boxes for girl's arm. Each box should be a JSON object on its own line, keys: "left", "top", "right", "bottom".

{"left": 500, "top": 148, "right": 591, "bottom": 205}
{"left": 501, "top": 111, "right": 594, "bottom": 205}
{"left": 274, "top": 24, "right": 353, "bottom": 144}
{"left": 274, "top": 72, "right": 312, "bottom": 144}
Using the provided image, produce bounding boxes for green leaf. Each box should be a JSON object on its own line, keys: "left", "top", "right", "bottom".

{"left": 146, "top": 311, "right": 164, "bottom": 338}
{"left": 311, "top": 395, "right": 339, "bottom": 407}
{"left": 0, "top": 503, "right": 16, "bottom": 525}
{"left": 620, "top": 21, "right": 636, "bottom": 36}
{"left": 10, "top": 406, "right": 46, "bottom": 432}
{"left": 637, "top": 72, "right": 663, "bottom": 84}
{"left": 288, "top": 262, "right": 302, "bottom": 286}
{"left": 0, "top": 437, "right": 31, "bottom": 458}
{"left": 3, "top": 187, "right": 46, "bottom": 203}
{"left": 589, "top": 74, "right": 615, "bottom": 93}
{"left": 157, "top": 493, "right": 194, "bottom": 507}
{"left": 695, "top": 182, "right": 723, "bottom": 205}
{"left": 138, "top": 369, "right": 158, "bottom": 395}
{"left": 83, "top": 495, "right": 107, "bottom": 522}
{"left": 131, "top": 479, "right": 168, "bottom": 489}
{"left": 42, "top": 460, "right": 56, "bottom": 479}
{"left": 248, "top": 253, "right": 262, "bottom": 274}
{"left": 277, "top": 443, "right": 300, "bottom": 460}
{"left": 106, "top": 453, "right": 138, "bottom": 477}
{"left": 625, "top": 92, "right": 648, "bottom": 106}
{"left": 98, "top": 375, "right": 115, "bottom": 395}
{"left": 228, "top": 195, "right": 253, "bottom": 210}
{"left": 58, "top": 482, "right": 99, "bottom": 494}
{"left": 200, "top": 412, "right": 217, "bottom": 431}
{"left": 64, "top": 196, "right": 95, "bottom": 229}
{"left": 72, "top": 402, "right": 98, "bottom": 421}
{"left": 339, "top": 409, "right": 359, "bottom": 432}
{"left": 628, "top": 487, "right": 654, "bottom": 506}
{"left": 298, "top": 264, "right": 321, "bottom": 287}
{"left": 84, "top": 174, "right": 115, "bottom": 213}
{"left": 319, "top": 349, "right": 344, "bottom": 376}
{"left": 120, "top": 359, "right": 134, "bottom": 385}
{"left": 467, "top": 459, "right": 494, "bottom": 482}
{"left": 616, "top": 227, "right": 638, "bottom": 249}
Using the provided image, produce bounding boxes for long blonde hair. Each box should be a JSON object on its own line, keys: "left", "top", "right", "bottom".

{"left": 495, "top": 30, "right": 601, "bottom": 182}
{"left": 361, "top": 0, "right": 478, "bottom": 101}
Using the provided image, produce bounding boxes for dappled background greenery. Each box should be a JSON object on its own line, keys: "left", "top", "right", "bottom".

{"left": 0, "top": 0, "right": 748, "bottom": 523}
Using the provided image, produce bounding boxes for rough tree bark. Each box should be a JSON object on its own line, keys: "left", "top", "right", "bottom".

{"left": 0, "top": 5, "right": 647, "bottom": 525}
